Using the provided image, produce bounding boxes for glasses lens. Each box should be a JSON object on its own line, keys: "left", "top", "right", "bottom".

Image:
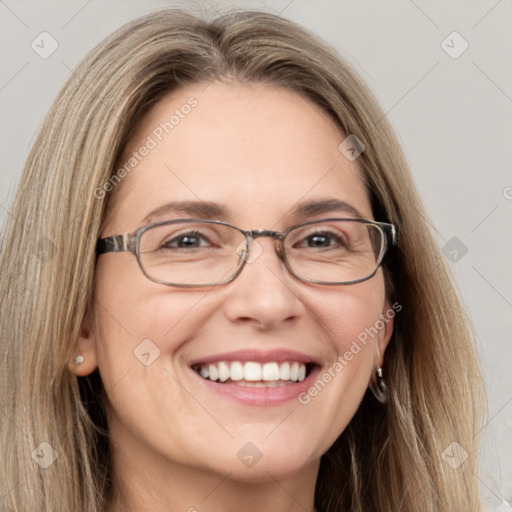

{"left": 138, "top": 221, "right": 246, "bottom": 286}
{"left": 284, "top": 220, "right": 384, "bottom": 284}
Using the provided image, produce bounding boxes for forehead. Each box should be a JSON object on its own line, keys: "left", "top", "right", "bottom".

{"left": 104, "top": 81, "right": 371, "bottom": 233}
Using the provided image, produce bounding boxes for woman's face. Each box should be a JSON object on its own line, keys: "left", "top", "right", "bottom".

{"left": 76, "top": 82, "right": 393, "bottom": 484}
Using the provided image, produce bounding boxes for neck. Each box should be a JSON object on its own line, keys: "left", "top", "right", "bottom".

{"left": 108, "top": 462, "right": 318, "bottom": 512}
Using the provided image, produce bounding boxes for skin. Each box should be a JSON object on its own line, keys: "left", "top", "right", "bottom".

{"left": 70, "top": 82, "right": 393, "bottom": 512}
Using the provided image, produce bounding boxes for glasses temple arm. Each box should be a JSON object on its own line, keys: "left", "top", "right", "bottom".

{"left": 96, "top": 233, "right": 131, "bottom": 254}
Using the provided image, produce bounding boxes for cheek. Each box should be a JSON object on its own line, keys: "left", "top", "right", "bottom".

{"left": 299, "top": 276, "right": 387, "bottom": 416}
{"left": 90, "top": 261, "right": 220, "bottom": 455}
{"left": 91, "top": 256, "right": 209, "bottom": 386}
{"left": 316, "top": 274, "right": 387, "bottom": 351}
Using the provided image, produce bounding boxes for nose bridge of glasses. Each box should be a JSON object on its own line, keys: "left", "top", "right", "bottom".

{"left": 247, "top": 229, "right": 282, "bottom": 239}
{"left": 244, "top": 229, "right": 286, "bottom": 261}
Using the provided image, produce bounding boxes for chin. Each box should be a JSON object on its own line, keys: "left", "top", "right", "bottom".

{"left": 186, "top": 433, "right": 322, "bottom": 483}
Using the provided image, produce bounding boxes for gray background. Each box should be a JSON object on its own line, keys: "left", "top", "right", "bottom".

{"left": 1, "top": 0, "right": 511, "bottom": 509}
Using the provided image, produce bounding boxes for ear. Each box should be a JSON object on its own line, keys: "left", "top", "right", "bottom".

{"left": 376, "top": 301, "right": 396, "bottom": 367}
{"left": 67, "top": 313, "right": 98, "bottom": 377}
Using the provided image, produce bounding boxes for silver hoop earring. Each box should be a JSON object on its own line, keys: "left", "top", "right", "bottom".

{"left": 369, "top": 366, "right": 388, "bottom": 404}
{"left": 74, "top": 355, "right": 84, "bottom": 365}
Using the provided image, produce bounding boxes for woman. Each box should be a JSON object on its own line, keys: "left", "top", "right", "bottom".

{"left": 0, "top": 8, "right": 485, "bottom": 512}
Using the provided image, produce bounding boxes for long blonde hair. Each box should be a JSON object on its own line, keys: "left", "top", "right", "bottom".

{"left": 0, "top": 8, "right": 485, "bottom": 511}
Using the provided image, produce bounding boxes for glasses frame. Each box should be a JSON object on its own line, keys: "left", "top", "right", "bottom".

{"left": 96, "top": 217, "right": 397, "bottom": 287}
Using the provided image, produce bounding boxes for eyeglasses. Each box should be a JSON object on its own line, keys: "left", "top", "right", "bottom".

{"left": 96, "top": 218, "right": 397, "bottom": 287}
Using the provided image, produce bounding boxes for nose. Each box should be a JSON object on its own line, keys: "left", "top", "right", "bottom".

{"left": 222, "top": 237, "right": 306, "bottom": 330}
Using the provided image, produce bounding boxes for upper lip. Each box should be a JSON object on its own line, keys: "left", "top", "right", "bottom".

{"left": 188, "top": 348, "right": 321, "bottom": 367}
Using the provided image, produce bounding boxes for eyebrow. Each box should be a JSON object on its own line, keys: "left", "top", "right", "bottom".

{"left": 293, "top": 198, "right": 364, "bottom": 220}
{"left": 142, "top": 201, "right": 227, "bottom": 224}
{"left": 141, "top": 198, "right": 365, "bottom": 225}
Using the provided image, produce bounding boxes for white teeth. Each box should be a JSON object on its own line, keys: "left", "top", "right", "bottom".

{"left": 218, "top": 361, "right": 230, "bottom": 382}
{"left": 208, "top": 364, "right": 219, "bottom": 381}
{"left": 195, "top": 361, "right": 308, "bottom": 384}
{"left": 230, "top": 361, "right": 244, "bottom": 381}
{"left": 279, "top": 362, "right": 290, "bottom": 380}
{"left": 262, "top": 362, "right": 280, "bottom": 381}
{"left": 290, "top": 362, "right": 299, "bottom": 381}
{"left": 297, "top": 363, "right": 306, "bottom": 381}
{"left": 244, "top": 362, "right": 262, "bottom": 381}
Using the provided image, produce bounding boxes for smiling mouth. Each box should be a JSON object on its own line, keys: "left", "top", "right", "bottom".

{"left": 192, "top": 361, "right": 313, "bottom": 387}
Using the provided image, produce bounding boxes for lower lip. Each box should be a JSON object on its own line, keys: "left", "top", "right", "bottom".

{"left": 190, "top": 366, "right": 320, "bottom": 406}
